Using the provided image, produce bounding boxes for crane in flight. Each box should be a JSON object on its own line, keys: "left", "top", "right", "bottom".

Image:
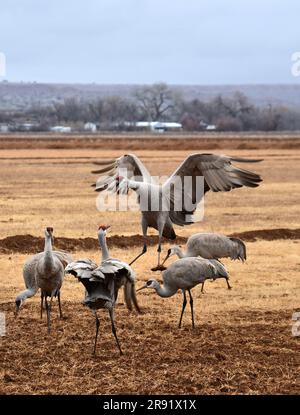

{"left": 93, "top": 153, "right": 262, "bottom": 270}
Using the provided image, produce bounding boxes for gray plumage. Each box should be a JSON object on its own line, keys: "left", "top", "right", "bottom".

{"left": 15, "top": 248, "right": 72, "bottom": 316}
{"left": 65, "top": 225, "right": 140, "bottom": 355}
{"left": 163, "top": 232, "right": 247, "bottom": 291}
{"left": 182, "top": 233, "right": 247, "bottom": 262}
{"left": 92, "top": 153, "right": 261, "bottom": 270}
{"left": 137, "top": 256, "right": 226, "bottom": 328}
{"left": 34, "top": 227, "right": 70, "bottom": 333}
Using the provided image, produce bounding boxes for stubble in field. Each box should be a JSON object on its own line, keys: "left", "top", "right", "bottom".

{"left": 0, "top": 137, "right": 299, "bottom": 394}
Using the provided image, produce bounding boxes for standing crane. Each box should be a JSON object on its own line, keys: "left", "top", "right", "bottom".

{"left": 92, "top": 153, "right": 262, "bottom": 270}
{"left": 15, "top": 249, "right": 72, "bottom": 315}
{"left": 65, "top": 225, "right": 140, "bottom": 355}
{"left": 137, "top": 257, "right": 226, "bottom": 328}
{"left": 162, "top": 232, "right": 247, "bottom": 291}
{"left": 35, "top": 227, "right": 68, "bottom": 333}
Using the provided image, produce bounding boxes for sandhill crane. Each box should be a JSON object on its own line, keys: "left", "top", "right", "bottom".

{"left": 15, "top": 250, "right": 72, "bottom": 315}
{"left": 65, "top": 225, "right": 140, "bottom": 355}
{"left": 137, "top": 257, "right": 225, "bottom": 328}
{"left": 97, "top": 225, "right": 140, "bottom": 312}
{"left": 92, "top": 153, "right": 262, "bottom": 270}
{"left": 35, "top": 227, "right": 67, "bottom": 333}
{"left": 162, "top": 232, "right": 247, "bottom": 291}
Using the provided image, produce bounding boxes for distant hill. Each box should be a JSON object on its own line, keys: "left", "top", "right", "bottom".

{"left": 1, "top": 81, "right": 300, "bottom": 110}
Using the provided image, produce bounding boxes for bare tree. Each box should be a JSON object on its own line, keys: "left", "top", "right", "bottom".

{"left": 133, "top": 83, "right": 180, "bottom": 121}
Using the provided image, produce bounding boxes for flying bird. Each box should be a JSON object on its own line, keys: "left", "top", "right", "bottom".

{"left": 92, "top": 153, "right": 262, "bottom": 270}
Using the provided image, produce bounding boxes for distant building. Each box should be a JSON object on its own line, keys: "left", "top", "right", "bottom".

{"left": 0, "top": 124, "right": 9, "bottom": 133}
{"left": 206, "top": 124, "right": 217, "bottom": 131}
{"left": 134, "top": 121, "right": 182, "bottom": 132}
{"left": 199, "top": 120, "right": 208, "bottom": 129}
{"left": 84, "top": 122, "right": 97, "bottom": 132}
{"left": 10, "top": 122, "right": 39, "bottom": 132}
{"left": 22, "top": 123, "right": 35, "bottom": 131}
{"left": 50, "top": 126, "right": 72, "bottom": 133}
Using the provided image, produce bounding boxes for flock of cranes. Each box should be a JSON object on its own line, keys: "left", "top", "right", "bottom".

{"left": 15, "top": 152, "right": 262, "bottom": 355}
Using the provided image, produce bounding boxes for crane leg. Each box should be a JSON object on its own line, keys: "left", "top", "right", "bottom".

{"left": 108, "top": 308, "right": 123, "bottom": 355}
{"left": 40, "top": 293, "right": 44, "bottom": 319}
{"left": 57, "top": 291, "right": 63, "bottom": 318}
{"left": 129, "top": 219, "right": 148, "bottom": 266}
{"left": 178, "top": 289, "right": 187, "bottom": 328}
{"left": 129, "top": 243, "right": 147, "bottom": 266}
{"left": 93, "top": 311, "right": 100, "bottom": 356}
{"left": 200, "top": 282, "right": 206, "bottom": 294}
{"left": 45, "top": 296, "right": 51, "bottom": 334}
{"left": 188, "top": 289, "right": 195, "bottom": 328}
{"left": 151, "top": 226, "right": 166, "bottom": 271}
{"left": 157, "top": 242, "right": 162, "bottom": 265}
{"left": 225, "top": 277, "right": 232, "bottom": 290}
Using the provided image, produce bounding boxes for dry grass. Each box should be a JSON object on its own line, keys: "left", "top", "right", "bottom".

{"left": 0, "top": 135, "right": 299, "bottom": 394}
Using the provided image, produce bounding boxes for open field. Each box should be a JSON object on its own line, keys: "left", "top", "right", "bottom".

{"left": 0, "top": 134, "right": 299, "bottom": 394}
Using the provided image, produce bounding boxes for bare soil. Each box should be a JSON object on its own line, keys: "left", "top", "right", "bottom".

{"left": 1, "top": 228, "right": 300, "bottom": 254}
{"left": 0, "top": 134, "right": 299, "bottom": 395}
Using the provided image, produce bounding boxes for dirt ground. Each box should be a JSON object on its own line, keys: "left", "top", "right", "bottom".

{"left": 0, "top": 134, "right": 299, "bottom": 395}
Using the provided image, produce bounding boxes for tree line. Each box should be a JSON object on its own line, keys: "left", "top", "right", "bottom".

{"left": 1, "top": 83, "right": 300, "bottom": 131}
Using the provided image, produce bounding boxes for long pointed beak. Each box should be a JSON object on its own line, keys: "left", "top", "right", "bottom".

{"left": 162, "top": 252, "right": 170, "bottom": 266}
{"left": 136, "top": 284, "right": 148, "bottom": 292}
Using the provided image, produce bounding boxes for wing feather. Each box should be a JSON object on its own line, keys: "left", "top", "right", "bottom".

{"left": 93, "top": 154, "right": 156, "bottom": 192}
{"left": 163, "top": 153, "right": 262, "bottom": 225}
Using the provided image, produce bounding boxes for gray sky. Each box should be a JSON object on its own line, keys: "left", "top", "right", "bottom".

{"left": 1, "top": 0, "right": 300, "bottom": 84}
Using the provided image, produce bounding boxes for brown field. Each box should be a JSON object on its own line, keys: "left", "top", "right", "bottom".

{"left": 0, "top": 134, "right": 299, "bottom": 395}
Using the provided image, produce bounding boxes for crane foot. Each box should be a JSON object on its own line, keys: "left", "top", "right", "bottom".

{"left": 151, "top": 264, "right": 167, "bottom": 272}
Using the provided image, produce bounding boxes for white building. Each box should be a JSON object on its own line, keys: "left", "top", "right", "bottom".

{"left": 206, "top": 124, "right": 217, "bottom": 131}
{"left": 50, "top": 126, "right": 72, "bottom": 133}
{"left": 22, "top": 123, "right": 35, "bottom": 131}
{"left": 0, "top": 124, "right": 9, "bottom": 133}
{"left": 135, "top": 121, "right": 182, "bottom": 132}
{"left": 84, "top": 122, "right": 97, "bottom": 132}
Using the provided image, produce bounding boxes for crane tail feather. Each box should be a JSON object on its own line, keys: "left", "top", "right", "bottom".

{"left": 131, "top": 283, "right": 141, "bottom": 313}
{"left": 123, "top": 282, "right": 133, "bottom": 311}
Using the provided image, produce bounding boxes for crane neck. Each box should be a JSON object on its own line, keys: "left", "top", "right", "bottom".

{"left": 44, "top": 234, "right": 53, "bottom": 253}
{"left": 155, "top": 283, "right": 177, "bottom": 298}
{"left": 16, "top": 288, "right": 37, "bottom": 302}
{"left": 98, "top": 232, "right": 110, "bottom": 261}
{"left": 44, "top": 234, "right": 54, "bottom": 269}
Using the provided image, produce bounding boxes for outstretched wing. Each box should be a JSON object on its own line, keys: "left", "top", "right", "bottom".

{"left": 92, "top": 153, "right": 156, "bottom": 192}
{"left": 65, "top": 259, "right": 98, "bottom": 279}
{"left": 163, "top": 153, "right": 262, "bottom": 225}
{"left": 65, "top": 259, "right": 115, "bottom": 304}
{"left": 90, "top": 259, "right": 134, "bottom": 282}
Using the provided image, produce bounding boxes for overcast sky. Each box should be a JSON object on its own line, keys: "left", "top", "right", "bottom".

{"left": 1, "top": 0, "right": 300, "bottom": 84}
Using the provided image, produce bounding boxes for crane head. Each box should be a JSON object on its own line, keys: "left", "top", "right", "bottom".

{"left": 98, "top": 224, "right": 111, "bottom": 235}
{"left": 137, "top": 279, "right": 159, "bottom": 292}
{"left": 45, "top": 227, "right": 54, "bottom": 244}
{"left": 162, "top": 245, "right": 180, "bottom": 265}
